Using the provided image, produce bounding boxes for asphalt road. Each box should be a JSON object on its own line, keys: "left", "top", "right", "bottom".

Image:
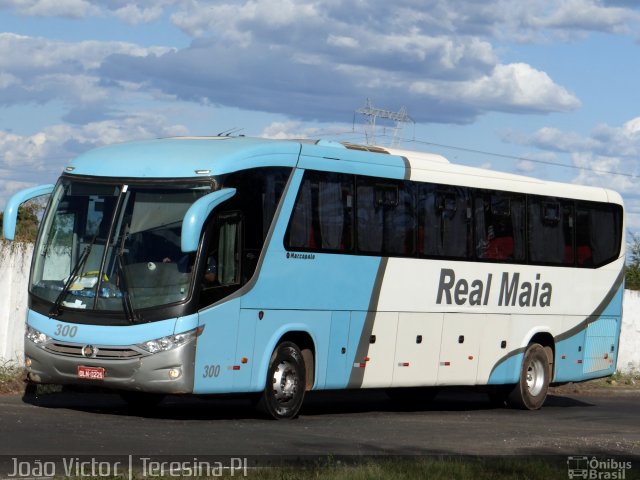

{"left": 0, "top": 387, "right": 638, "bottom": 459}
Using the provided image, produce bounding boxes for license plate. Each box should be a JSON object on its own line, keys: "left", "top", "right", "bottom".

{"left": 77, "top": 366, "right": 105, "bottom": 380}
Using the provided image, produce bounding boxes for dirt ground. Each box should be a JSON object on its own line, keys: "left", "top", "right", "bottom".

{"left": 549, "top": 375, "right": 640, "bottom": 396}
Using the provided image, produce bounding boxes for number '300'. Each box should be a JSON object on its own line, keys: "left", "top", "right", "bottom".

{"left": 55, "top": 324, "right": 78, "bottom": 337}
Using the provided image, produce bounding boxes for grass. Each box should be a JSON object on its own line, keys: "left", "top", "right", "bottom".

{"left": 48, "top": 457, "right": 569, "bottom": 480}
{"left": 0, "top": 360, "right": 25, "bottom": 395}
{"left": 607, "top": 369, "right": 639, "bottom": 386}
{"left": 232, "top": 458, "right": 569, "bottom": 480}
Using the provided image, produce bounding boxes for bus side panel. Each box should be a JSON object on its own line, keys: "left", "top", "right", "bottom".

{"left": 554, "top": 284, "right": 623, "bottom": 382}
{"left": 583, "top": 317, "right": 618, "bottom": 373}
{"left": 437, "top": 314, "right": 481, "bottom": 385}
{"left": 554, "top": 318, "right": 588, "bottom": 383}
{"left": 391, "top": 312, "right": 443, "bottom": 387}
{"left": 250, "top": 310, "right": 330, "bottom": 393}
{"left": 487, "top": 352, "right": 523, "bottom": 385}
{"left": 325, "top": 311, "right": 351, "bottom": 389}
{"left": 193, "top": 298, "right": 241, "bottom": 394}
{"left": 233, "top": 308, "right": 258, "bottom": 392}
{"left": 359, "top": 312, "right": 398, "bottom": 388}
{"left": 476, "top": 314, "right": 510, "bottom": 384}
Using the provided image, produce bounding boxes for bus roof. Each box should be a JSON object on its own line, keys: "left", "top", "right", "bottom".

{"left": 63, "top": 136, "right": 622, "bottom": 205}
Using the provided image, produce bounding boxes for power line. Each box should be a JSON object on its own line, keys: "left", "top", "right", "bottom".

{"left": 382, "top": 135, "right": 637, "bottom": 179}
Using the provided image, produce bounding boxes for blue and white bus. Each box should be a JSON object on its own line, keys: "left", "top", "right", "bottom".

{"left": 3, "top": 136, "right": 624, "bottom": 419}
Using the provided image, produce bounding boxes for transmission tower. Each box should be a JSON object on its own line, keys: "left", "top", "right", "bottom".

{"left": 355, "top": 98, "right": 414, "bottom": 147}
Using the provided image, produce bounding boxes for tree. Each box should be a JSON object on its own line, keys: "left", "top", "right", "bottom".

{"left": 625, "top": 232, "right": 640, "bottom": 290}
{"left": 0, "top": 198, "right": 46, "bottom": 243}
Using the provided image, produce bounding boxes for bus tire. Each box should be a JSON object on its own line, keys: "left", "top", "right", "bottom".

{"left": 257, "top": 342, "right": 306, "bottom": 420}
{"left": 507, "top": 343, "right": 550, "bottom": 410}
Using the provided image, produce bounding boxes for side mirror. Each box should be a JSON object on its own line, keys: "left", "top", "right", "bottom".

{"left": 2, "top": 184, "right": 54, "bottom": 241}
{"left": 181, "top": 188, "right": 237, "bottom": 252}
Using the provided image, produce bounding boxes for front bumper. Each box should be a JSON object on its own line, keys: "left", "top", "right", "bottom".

{"left": 24, "top": 339, "right": 196, "bottom": 394}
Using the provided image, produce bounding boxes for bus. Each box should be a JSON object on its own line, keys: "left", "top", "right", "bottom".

{"left": 2, "top": 136, "right": 624, "bottom": 419}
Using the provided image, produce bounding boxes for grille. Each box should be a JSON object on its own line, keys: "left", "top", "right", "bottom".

{"left": 44, "top": 342, "right": 143, "bottom": 359}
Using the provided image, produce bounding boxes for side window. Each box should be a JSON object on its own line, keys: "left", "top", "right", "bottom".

{"left": 216, "top": 212, "right": 242, "bottom": 285}
{"left": 528, "top": 197, "right": 574, "bottom": 265}
{"left": 576, "top": 203, "right": 622, "bottom": 267}
{"left": 417, "top": 184, "right": 469, "bottom": 258}
{"left": 356, "top": 178, "right": 415, "bottom": 256}
{"left": 474, "top": 191, "right": 525, "bottom": 262}
{"left": 198, "top": 211, "right": 242, "bottom": 309}
{"left": 220, "top": 167, "right": 290, "bottom": 283}
{"left": 285, "top": 171, "right": 354, "bottom": 252}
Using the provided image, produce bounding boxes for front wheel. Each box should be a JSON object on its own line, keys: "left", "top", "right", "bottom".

{"left": 507, "top": 343, "right": 551, "bottom": 410}
{"left": 257, "top": 342, "right": 306, "bottom": 420}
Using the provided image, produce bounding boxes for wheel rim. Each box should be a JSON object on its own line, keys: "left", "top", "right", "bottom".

{"left": 525, "top": 356, "right": 545, "bottom": 397}
{"left": 272, "top": 359, "right": 299, "bottom": 403}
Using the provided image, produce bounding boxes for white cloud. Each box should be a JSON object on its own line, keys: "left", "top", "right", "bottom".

{"left": 570, "top": 152, "right": 637, "bottom": 194}
{"left": 410, "top": 63, "right": 580, "bottom": 113}
{"left": 510, "top": 116, "right": 640, "bottom": 160}
{"left": 0, "top": 179, "right": 38, "bottom": 214}
{"left": 0, "top": 32, "right": 171, "bottom": 71}
{"left": 0, "top": 33, "right": 174, "bottom": 118}
{"left": 113, "top": 4, "right": 164, "bottom": 24}
{"left": 326, "top": 35, "right": 359, "bottom": 49}
{"left": 1, "top": 0, "right": 638, "bottom": 43}
{"left": 530, "top": 0, "right": 639, "bottom": 35}
{"left": 171, "top": 0, "right": 320, "bottom": 41}
{"left": 0, "top": 0, "right": 99, "bottom": 17}
{"left": 502, "top": 117, "right": 640, "bottom": 197}
{"left": 0, "top": 114, "right": 189, "bottom": 197}
{"left": 259, "top": 121, "right": 351, "bottom": 140}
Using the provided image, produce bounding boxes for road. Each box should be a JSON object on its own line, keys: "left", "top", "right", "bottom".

{"left": 0, "top": 387, "right": 638, "bottom": 460}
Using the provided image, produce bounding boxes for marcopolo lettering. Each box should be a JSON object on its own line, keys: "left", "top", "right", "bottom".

{"left": 436, "top": 268, "right": 552, "bottom": 308}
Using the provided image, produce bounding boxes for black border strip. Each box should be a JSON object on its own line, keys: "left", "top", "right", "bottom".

{"left": 347, "top": 257, "right": 389, "bottom": 388}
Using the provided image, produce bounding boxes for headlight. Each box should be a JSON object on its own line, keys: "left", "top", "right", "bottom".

{"left": 136, "top": 326, "right": 203, "bottom": 354}
{"left": 25, "top": 326, "right": 51, "bottom": 345}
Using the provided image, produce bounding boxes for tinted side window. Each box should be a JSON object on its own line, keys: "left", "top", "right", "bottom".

{"left": 286, "top": 171, "right": 354, "bottom": 252}
{"left": 576, "top": 203, "right": 622, "bottom": 268}
{"left": 356, "top": 178, "right": 415, "bottom": 256}
{"left": 528, "top": 197, "right": 574, "bottom": 266}
{"left": 417, "top": 184, "right": 469, "bottom": 258}
{"left": 474, "top": 191, "right": 525, "bottom": 262}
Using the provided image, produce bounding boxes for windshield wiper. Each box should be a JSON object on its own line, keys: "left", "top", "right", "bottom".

{"left": 50, "top": 235, "right": 97, "bottom": 317}
{"left": 116, "top": 224, "right": 140, "bottom": 323}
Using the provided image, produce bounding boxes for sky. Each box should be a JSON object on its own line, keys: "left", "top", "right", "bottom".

{"left": 1, "top": 0, "right": 640, "bottom": 235}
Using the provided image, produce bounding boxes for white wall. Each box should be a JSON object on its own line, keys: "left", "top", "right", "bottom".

{"left": 0, "top": 241, "right": 32, "bottom": 364}
{"left": 619, "top": 289, "right": 640, "bottom": 374}
{"left": 0, "top": 241, "right": 639, "bottom": 374}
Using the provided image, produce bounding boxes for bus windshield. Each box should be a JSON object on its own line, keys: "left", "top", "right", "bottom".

{"left": 31, "top": 179, "right": 213, "bottom": 314}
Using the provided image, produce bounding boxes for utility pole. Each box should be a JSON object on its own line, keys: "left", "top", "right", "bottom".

{"left": 355, "top": 98, "right": 414, "bottom": 147}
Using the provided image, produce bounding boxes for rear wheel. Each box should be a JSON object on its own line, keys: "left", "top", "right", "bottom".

{"left": 507, "top": 343, "right": 551, "bottom": 410}
{"left": 257, "top": 342, "right": 306, "bottom": 420}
